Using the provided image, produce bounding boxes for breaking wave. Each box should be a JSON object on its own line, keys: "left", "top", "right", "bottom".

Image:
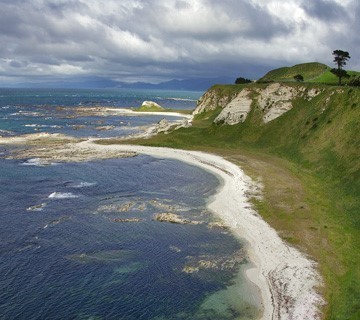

{"left": 48, "top": 192, "right": 79, "bottom": 199}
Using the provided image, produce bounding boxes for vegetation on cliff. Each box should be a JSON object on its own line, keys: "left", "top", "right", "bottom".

{"left": 104, "top": 80, "right": 360, "bottom": 320}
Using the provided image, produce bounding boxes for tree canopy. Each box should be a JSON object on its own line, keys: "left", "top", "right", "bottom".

{"left": 235, "top": 77, "right": 252, "bottom": 84}
{"left": 331, "top": 50, "right": 351, "bottom": 85}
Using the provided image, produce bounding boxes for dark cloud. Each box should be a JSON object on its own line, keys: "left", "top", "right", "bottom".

{"left": 301, "top": 0, "right": 348, "bottom": 21}
{"left": 0, "top": 0, "right": 358, "bottom": 85}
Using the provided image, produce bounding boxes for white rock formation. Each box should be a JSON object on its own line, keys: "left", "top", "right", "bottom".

{"left": 214, "top": 89, "right": 252, "bottom": 125}
{"left": 256, "top": 83, "right": 299, "bottom": 123}
{"left": 141, "top": 101, "right": 164, "bottom": 109}
{"left": 193, "top": 90, "right": 235, "bottom": 115}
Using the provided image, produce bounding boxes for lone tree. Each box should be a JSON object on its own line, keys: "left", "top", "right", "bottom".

{"left": 331, "top": 50, "right": 351, "bottom": 85}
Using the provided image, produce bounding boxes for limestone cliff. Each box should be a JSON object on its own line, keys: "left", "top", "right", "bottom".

{"left": 194, "top": 83, "right": 323, "bottom": 125}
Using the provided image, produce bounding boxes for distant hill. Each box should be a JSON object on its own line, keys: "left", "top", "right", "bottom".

{"left": 117, "top": 77, "right": 235, "bottom": 91}
{"left": 10, "top": 76, "right": 235, "bottom": 91}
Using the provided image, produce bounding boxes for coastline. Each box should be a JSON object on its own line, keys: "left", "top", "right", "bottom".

{"left": 0, "top": 136, "right": 324, "bottom": 319}
{"left": 61, "top": 140, "right": 324, "bottom": 319}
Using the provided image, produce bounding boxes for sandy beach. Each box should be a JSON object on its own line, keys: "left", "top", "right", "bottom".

{"left": 38, "top": 140, "right": 324, "bottom": 319}
{"left": 0, "top": 135, "right": 324, "bottom": 319}
{"left": 105, "top": 144, "right": 324, "bottom": 320}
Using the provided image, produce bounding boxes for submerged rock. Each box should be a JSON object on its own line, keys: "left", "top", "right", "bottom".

{"left": 182, "top": 250, "right": 246, "bottom": 274}
{"left": 112, "top": 218, "right": 142, "bottom": 223}
{"left": 27, "top": 202, "right": 47, "bottom": 211}
{"left": 153, "top": 212, "right": 202, "bottom": 225}
{"left": 66, "top": 249, "right": 134, "bottom": 264}
{"left": 208, "top": 221, "right": 229, "bottom": 230}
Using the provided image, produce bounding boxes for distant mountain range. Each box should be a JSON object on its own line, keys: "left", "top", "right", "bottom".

{"left": 117, "top": 77, "right": 235, "bottom": 91}
{"left": 11, "top": 76, "right": 235, "bottom": 91}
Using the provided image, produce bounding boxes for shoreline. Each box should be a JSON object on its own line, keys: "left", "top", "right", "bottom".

{"left": 0, "top": 137, "right": 324, "bottom": 319}
{"left": 70, "top": 141, "right": 324, "bottom": 319}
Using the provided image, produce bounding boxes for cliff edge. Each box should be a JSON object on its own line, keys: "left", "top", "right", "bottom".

{"left": 194, "top": 83, "right": 322, "bottom": 125}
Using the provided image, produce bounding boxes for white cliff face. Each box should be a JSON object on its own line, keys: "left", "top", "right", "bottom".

{"left": 193, "top": 89, "right": 235, "bottom": 115}
{"left": 193, "top": 83, "right": 323, "bottom": 125}
{"left": 214, "top": 89, "right": 252, "bottom": 125}
{"left": 256, "top": 83, "right": 300, "bottom": 123}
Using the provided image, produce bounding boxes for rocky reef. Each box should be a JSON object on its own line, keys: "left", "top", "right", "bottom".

{"left": 153, "top": 212, "right": 202, "bottom": 225}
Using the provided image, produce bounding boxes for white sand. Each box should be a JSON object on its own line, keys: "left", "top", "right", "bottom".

{"left": 69, "top": 141, "right": 324, "bottom": 320}
{"left": 100, "top": 107, "right": 193, "bottom": 119}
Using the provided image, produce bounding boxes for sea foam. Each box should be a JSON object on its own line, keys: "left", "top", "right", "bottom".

{"left": 72, "top": 182, "right": 97, "bottom": 188}
{"left": 48, "top": 192, "right": 79, "bottom": 199}
{"left": 21, "top": 158, "right": 58, "bottom": 166}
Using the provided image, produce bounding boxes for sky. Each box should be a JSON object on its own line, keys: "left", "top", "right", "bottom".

{"left": 0, "top": 0, "right": 359, "bottom": 86}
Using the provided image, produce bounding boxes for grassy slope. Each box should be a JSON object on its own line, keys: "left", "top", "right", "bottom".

{"left": 259, "top": 62, "right": 330, "bottom": 82}
{"left": 259, "top": 62, "right": 360, "bottom": 85}
{"left": 99, "top": 83, "right": 360, "bottom": 320}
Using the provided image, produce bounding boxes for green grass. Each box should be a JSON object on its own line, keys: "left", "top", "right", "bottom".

{"left": 310, "top": 70, "right": 360, "bottom": 85}
{"left": 99, "top": 83, "right": 360, "bottom": 319}
{"left": 258, "top": 62, "right": 360, "bottom": 86}
{"left": 258, "top": 62, "right": 329, "bottom": 82}
{"left": 135, "top": 104, "right": 165, "bottom": 112}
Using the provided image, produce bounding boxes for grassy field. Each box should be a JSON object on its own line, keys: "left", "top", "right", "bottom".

{"left": 98, "top": 83, "right": 360, "bottom": 320}
{"left": 259, "top": 62, "right": 360, "bottom": 86}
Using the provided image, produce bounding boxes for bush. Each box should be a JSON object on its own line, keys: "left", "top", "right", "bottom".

{"left": 294, "top": 74, "right": 304, "bottom": 82}
{"left": 235, "top": 77, "right": 252, "bottom": 84}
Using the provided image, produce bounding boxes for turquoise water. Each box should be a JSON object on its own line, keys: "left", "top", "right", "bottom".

{"left": 0, "top": 89, "right": 261, "bottom": 319}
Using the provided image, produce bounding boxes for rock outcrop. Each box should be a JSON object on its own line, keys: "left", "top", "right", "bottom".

{"left": 193, "top": 83, "right": 323, "bottom": 125}
{"left": 141, "top": 101, "right": 164, "bottom": 110}
{"left": 153, "top": 213, "right": 201, "bottom": 225}
{"left": 193, "top": 89, "right": 235, "bottom": 115}
{"left": 214, "top": 88, "right": 252, "bottom": 125}
{"left": 256, "top": 83, "right": 301, "bottom": 123}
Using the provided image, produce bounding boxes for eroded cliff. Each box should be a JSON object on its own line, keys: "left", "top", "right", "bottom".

{"left": 194, "top": 83, "right": 323, "bottom": 125}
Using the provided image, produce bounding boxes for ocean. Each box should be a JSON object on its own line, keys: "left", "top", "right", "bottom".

{"left": 0, "top": 88, "right": 261, "bottom": 319}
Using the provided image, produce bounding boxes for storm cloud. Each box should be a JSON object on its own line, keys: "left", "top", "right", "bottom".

{"left": 0, "top": 0, "right": 358, "bottom": 85}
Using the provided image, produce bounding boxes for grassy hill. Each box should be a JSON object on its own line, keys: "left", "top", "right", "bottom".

{"left": 259, "top": 62, "right": 360, "bottom": 85}
{"left": 101, "top": 82, "right": 360, "bottom": 319}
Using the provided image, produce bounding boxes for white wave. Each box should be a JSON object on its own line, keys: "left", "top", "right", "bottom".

{"left": 0, "top": 129, "right": 14, "bottom": 135}
{"left": 24, "top": 124, "right": 63, "bottom": 128}
{"left": 48, "top": 192, "right": 79, "bottom": 199}
{"left": 10, "top": 111, "right": 41, "bottom": 117}
{"left": 21, "top": 158, "right": 58, "bottom": 166}
{"left": 72, "top": 182, "right": 97, "bottom": 188}
{"left": 168, "top": 97, "right": 197, "bottom": 101}
{"left": 21, "top": 158, "right": 44, "bottom": 166}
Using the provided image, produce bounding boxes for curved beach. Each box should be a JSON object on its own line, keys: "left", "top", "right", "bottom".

{"left": 67, "top": 140, "right": 324, "bottom": 320}
{"left": 0, "top": 133, "right": 324, "bottom": 319}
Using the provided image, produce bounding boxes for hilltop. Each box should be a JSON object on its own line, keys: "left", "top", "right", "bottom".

{"left": 258, "top": 62, "right": 360, "bottom": 85}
